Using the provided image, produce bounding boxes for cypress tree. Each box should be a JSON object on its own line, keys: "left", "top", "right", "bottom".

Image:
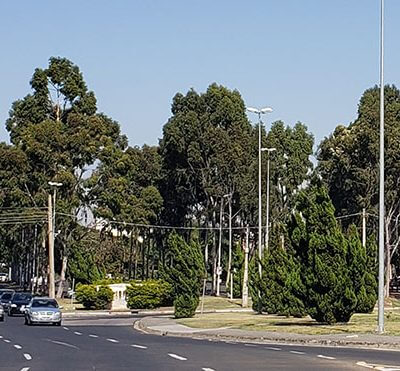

{"left": 289, "top": 182, "right": 357, "bottom": 324}
{"left": 162, "top": 232, "right": 205, "bottom": 318}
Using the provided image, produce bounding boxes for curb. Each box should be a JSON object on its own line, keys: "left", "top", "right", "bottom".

{"left": 135, "top": 317, "right": 400, "bottom": 351}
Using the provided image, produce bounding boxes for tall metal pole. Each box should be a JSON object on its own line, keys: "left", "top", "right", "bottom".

{"left": 216, "top": 197, "right": 224, "bottom": 296}
{"left": 242, "top": 225, "right": 250, "bottom": 308}
{"left": 378, "top": 0, "right": 385, "bottom": 334}
{"left": 266, "top": 156, "right": 270, "bottom": 251}
{"left": 48, "top": 194, "right": 55, "bottom": 299}
{"left": 258, "top": 113, "right": 262, "bottom": 278}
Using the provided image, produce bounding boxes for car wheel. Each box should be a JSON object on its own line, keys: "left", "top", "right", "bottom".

{"left": 56, "top": 321, "right": 61, "bottom": 326}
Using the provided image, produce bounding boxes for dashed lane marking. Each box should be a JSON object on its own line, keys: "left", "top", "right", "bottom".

{"left": 47, "top": 339, "right": 80, "bottom": 350}
{"left": 244, "top": 343, "right": 257, "bottom": 347}
{"left": 14, "top": 344, "right": 22, "bottom": 349}
{"left": 74, "top": 331, "right": 82, "bottom": 336}
{"left": 290, "top": 350, "right": 306, "bottom": 355}
{"left": 168, "top": 353, "right": 187, "bottom": 361}
{"left": 89, "top": 334, "right": 98, "bottom": 338}
{"left": 106, "top": 338, "right": 119, "bottom": 343}
{"left": 317, "top": 355, "right": 336, "bottom": 360}
{"left": 3, "top": 339, "right": 10, "bottom": 343}
{"left": 202, "top": 368, "right": 216, "bottom": 371}
{"left": 131, "top": 344, "right": 147, "bottom": 349}
{"left": 23, "top": 353, "right": 32, "bottom": 361}
{"left": 20, "top": 368, "right": 30, "bottom": 371}
{"left": 265, "top": 346, "right": 281, "bottom": 351}
{"left": 63, "top": 327, "right": 69, "bottom": 331}
{"left": 0, "top": 336, "right": 3, "bottom": 339}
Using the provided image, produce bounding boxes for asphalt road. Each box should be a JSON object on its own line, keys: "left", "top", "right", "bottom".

{"left": 1, "top": 315, "right": 400, "bottom": 371}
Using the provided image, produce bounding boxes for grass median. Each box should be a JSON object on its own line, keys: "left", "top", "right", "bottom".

{"left": 178, "top": 299, "right": 400, "bottom": 336}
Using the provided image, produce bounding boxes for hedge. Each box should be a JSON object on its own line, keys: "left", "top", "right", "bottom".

{"left": 126, "top": 280, "right": 172, "bottom": 310}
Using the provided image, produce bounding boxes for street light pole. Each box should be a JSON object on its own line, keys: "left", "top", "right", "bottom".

{"left": 48, "top": 181, "right": 62, "bottom": 299}
{"left": 261, "top": 148, "right": 276, "bottom": 251}
{"left": 247, "top": 106, "right": 273, "bottom": 278}
{"left": 378, "top": 0, "right": 385, "bottom": 334}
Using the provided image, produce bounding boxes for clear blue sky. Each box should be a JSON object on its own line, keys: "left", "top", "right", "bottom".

{"left": 1, "top": 1, "right": 399, "bottom": 149}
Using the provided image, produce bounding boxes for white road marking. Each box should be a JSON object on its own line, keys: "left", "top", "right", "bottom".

{"left": 345, "top": 334, "right": 358, "bottom": 338}
{"left": 355, "top": 361, "right": 400, "bottom": 370}
{"left": 168, "top": 353, "right": 187, "bottom": 361}
{"left": 265, "top": 346, "right": 281, "bottom": 351}
{"left": 3, "top": 339, "right": 10, "bottom": 343}
{"left": 244, "top": 343, "right": 257, "bottom": 347}
{"left": 202, "top": 368, "right": 216, "bottom": 371}
{"left": 0, "top": 336, "right": 3, "bottom": 339}
{"left": 14, "top": 344, "right": 22, "bottom": 349}
{"left": 47, "top": 339, "right": 80, "bottom": 350}
{"left": 317, "top": 355, "right": 336, "bottom": 360}
{"left": 74, "top": 331, "right": 82, "bottom": 336}
{"left": 106, "top": 338, "right": 119, "bottom": 343}
{"left": 89, "top": 334, "right": 98, "bottom": 338}
{"left": 63, "top": 327, "right": 69, "bottom": 331}
{"left": 23, "top": 353, "right": 32, "bottom": 360}
{"left": 20, "top": 368, "right": 30, "bottom": 371}
{"left": 131, "top": 344, "right": 147, "bottom": 349}
{"left": 290, "top": 350, "right": 305, "bottom": 355}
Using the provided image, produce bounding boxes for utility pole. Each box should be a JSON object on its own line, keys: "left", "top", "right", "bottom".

{"left": 216, "top": 197, "right": 224, "bottom": 296}
{"left": 47, "top": 194, "right": 55, "bottom": 299}
{"left": 378, "top": 0, "right": 385, "bottom": 335}
{"left": 242, "top": 225, "right": 250, "bottom": 308}
{"left": 362, "top": 208, "right": 366, "bottom": 248}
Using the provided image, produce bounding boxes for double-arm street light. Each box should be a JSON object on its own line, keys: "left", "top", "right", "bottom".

{"left": 261, "top": 147, "right": 276, "bottom": 251}
{"left": 247, "top": 106, "right": 273, "bottom": 278}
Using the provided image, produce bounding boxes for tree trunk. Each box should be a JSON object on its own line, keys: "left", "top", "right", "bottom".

{"left": 211, "top": 209, "right": 217, "bottom": 295}
{"left": 56, "top": 255, "right": 68, "bottom": 298}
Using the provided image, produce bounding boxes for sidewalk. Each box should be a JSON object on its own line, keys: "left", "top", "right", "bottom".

{"left": 136, "top": 315, "right": 400, "bottom": 350}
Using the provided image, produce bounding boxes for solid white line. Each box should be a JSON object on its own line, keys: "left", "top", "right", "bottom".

{"left": 74, "top": 331, "right": 82, "bottom": 336}
{"left": 89, "top": 334, "right": 98, "bottom": 338}
{"left": 317, "top": 355, "right": 336, "bottom": 360}
{"left": 106, "top": 338, "right": 119, "bottom": 343}
{"left": 48, "top": 339, "right": 80, "bottom": 350}
{"left": 265, "top": 346, "right": 281, "bottom": 351}
{"left": 3, "top": 339, "right": 10, "bottom": 343}
{"left": 20, "top": 368, "right": 30, "bottom": 371}
{"left": 23, "top": 353, "right": 32, "bottom": 360}
{"left": 168, "top": 353, "right": 187, "bottom": 361}
{"left": 14, "top": 344, "right": 22, "bottom": 349}
{"left": 131, "top": 344, "right": 147, "bottom": 349}
{"left": 290, "top": 350, "right": 305, "bottom": 355}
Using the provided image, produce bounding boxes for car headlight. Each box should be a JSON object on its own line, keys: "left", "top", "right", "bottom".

{"left": 53, "top": 312, "right": 61, "bottom": 318}
{"left": 31, "top": 312, "right": 39, "bottom": 318}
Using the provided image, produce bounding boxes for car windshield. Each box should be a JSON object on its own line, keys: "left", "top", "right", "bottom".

{"left": 1, "top": 293, "right": 12, "bottom": 300}
{"left": 31, "top": 299, "right": 58, "bottom": 308}
{"left": 13, "top": 293, "right": 32, "bottom": 301}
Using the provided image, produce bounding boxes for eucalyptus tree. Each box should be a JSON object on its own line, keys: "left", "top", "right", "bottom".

{"left": 5, "top": 57, "right": 126, "bottom": 295}
{"left": 318, "top": 85, "right": 400, "bottom": 295}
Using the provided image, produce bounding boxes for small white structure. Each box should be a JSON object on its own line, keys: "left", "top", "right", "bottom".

{"left": 107, "top": 283, "right": 130, "bottom": 310}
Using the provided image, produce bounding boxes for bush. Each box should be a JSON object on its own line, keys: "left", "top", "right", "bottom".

{"left": 162, "top": 233, "right": 205, "bottom": 318}
{"left": 174, "top": 294, "right": 199, "bottom": 319}
{"left": 75, "top": 284, "right": 114, "bottom": 310}
{"left": 126, "top": 280, "right": 173, "bottom": 309}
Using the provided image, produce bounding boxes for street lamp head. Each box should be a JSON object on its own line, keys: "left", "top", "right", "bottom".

{"left": 260, "top": 107, "right": 273, "bottom": 114}
{"left": 246, "top": 106, "right": 260, "bottom": 114}
{"left": 48, "top": 181, "right": 63, "bottom": 187}
{"left": 261, "top": 147, "right": 277, "bottom": 152}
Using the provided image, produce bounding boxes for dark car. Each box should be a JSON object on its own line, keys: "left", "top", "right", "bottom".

{"left": 0, "top": 291, "right": 14, "bottom": 311}
{"left": 8, "top": 293, "right": 32, "bottom": 316}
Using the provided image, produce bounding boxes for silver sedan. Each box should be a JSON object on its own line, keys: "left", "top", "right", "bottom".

{"left": 25, "top": 297, "right": 62, "bottom": 326}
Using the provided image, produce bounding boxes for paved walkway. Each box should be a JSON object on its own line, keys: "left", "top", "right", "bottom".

{"left": 138, "top": 315, "right": 400, "bottom": 350}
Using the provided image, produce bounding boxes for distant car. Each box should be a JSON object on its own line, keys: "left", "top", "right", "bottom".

{"left": 0, "top": 304, "right": 4, "bottom": 321}
{"left": 8, "top": 293, "right": 32, "bottom": 316}
{"left": 0, "top": 292, "right": 14, "bottom": 311}
{"left": 0, "top": 273, "right": 8, "bottom": 282}
{"left": 25, "top": 297, "right": 62, "bottom": 326}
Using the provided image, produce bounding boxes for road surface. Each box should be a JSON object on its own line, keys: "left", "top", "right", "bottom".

{"left": 0, "top": 315, "right": 400, "bottom": 370}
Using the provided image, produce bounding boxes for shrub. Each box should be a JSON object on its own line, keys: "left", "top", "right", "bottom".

{"left": 126, "top": 280, "right": 173, "bottom": 309}
{"left": 162, "top": 233, "right": 205, "bottom": 318}
{"left": 75, "top": 284, "right": 114, "bottom": 310}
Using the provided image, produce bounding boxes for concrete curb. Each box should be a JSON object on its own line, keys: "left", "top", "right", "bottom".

{"left": 135, "top": 316, "right": 400, "bottom": 351}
